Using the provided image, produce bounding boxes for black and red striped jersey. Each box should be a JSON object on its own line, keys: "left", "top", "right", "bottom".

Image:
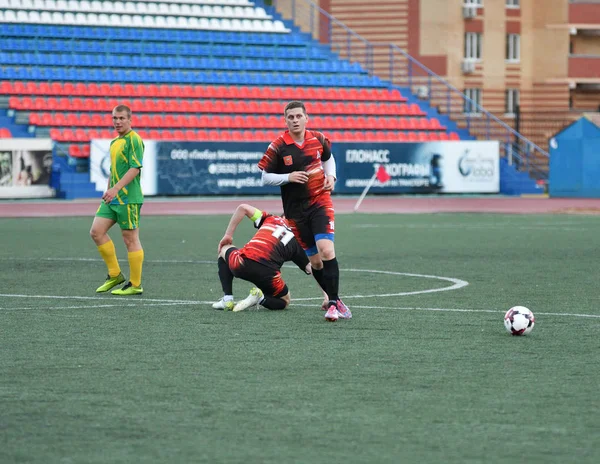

{"left": 239, "top": 211, "right": 309, "bottom": 271}
{"left": 258, "top": 130, "right": 332, "bottom": 218}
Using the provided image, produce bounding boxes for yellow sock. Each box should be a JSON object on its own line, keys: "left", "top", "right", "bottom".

{"left": 128, "top": 249, "right": 144, "bottom": 287}
{"left": 97, "top": 240, "right": 120, "bottom": 278}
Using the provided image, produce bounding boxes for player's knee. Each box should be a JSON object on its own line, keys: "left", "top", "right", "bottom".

{"left": 316, "top": 240, "right": 335, "bottom": 260}
{"left": 90, "top": 225, "right": 102, "bottom": 243}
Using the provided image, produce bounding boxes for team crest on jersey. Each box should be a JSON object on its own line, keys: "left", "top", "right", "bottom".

{"left": 283, "top": 155, "right": 293, "bottom": 166}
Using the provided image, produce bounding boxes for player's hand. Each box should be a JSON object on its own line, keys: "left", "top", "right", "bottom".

{"left": 102, "top": 187, "right": 118, "bottom": 204}
{"left": 289, "top": 171, "right": 309, "bottom": 184}
{"left": 304, "top": 263, "right": 312, "bottom": 275}
{"left": 218, "top": 235, "right": 233, "bottom": 254}
{"left": 323, "top": 175, "right": 336, "bottom": 191}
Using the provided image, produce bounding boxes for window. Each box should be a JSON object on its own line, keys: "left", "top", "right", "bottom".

{"left": 506, "top": 34, "right": 520, "bottom": 62}
{"left": 505, "top": 89, "right": 519, "bottom": 115}
{"left": 464, "top": 32, "right": 482, "bottom": 61}
{"left": 465, "top": 0, "right": 482, "bottom": 5}
{"left": 464, "top": 88, "right": 482, "bottom": 114}
{"left": 506, "top": 0, "right": 520, "bottom": 7}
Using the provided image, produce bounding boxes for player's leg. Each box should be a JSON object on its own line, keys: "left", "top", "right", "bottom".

{"left": 91, "top": 203, "right": 125, "bottom": 292}
{"left": 213, "top": 246, "right": 237, "bottom": 310}
{"left": 287, "top": 216, "right": 329, "bottom": 307}
{"left": 112, "top": 204, "right": 144, "bottom": 295}
{"left": 232, "top": 264, "right": 288, "bottom": 311}
{"left": 312, "top": 203, "right": 351, "bottom": 320}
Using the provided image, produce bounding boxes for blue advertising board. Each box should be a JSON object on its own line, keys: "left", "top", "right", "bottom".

{"left": 91, "top": 140, "right": 499, "bottom": 195}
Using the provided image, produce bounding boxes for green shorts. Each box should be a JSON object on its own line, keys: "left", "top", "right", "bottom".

{"left": 96, "top": 203, "right": 142, "bottom": 230}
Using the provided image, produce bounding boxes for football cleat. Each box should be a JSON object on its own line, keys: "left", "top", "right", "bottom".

{"left": 96, "top": 273, "right": 125, "bottom": 293}
{"left": 212, "top": 298, "right": 235, "bottom": 311}
{"left": 337, "top": 300, "right": 352, "bottom": 319}
{"left": 324, "top": 303, "right": 339, "bottom": 322}
{"left": 111, "top": 281, "right": 143, "bottom": 296}
{"left": 233, "top": 287, "right": 264, "bottom": 312}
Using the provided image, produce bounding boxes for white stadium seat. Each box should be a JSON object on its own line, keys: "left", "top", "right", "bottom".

{"left": 63, "top": 11, "right": 75, "bottom": 23}
{"left": 143, "top": 15, "right": 155, "bottom": 26}
{"left": 40, "top": 11, "right": 52, "bottom": 23}
{"left": 110, "top": 13, "right": 122, "bottom": 26}
{"left": 28, "top": 10, "right": 41, "bottom": 22}
{"left": 44, "top": 0, "right": 57, "bottom": 10}
{"left": 51, "top": 11, "right": 64, "bottom": 23}
{"left": 198, "top": 17, "right": 209, "bottom": 29}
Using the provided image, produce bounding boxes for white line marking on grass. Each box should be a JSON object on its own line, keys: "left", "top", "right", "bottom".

{"left": 289, "top": 303, "right": 600, "bottom": 318}
{"left": 291, "top": 269, "right": 468, "bottom": 299}
{"left": 1, "top": 295, "right": 599, "bottom": 319}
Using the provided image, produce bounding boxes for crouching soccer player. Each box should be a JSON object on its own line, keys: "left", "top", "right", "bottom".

{"left": 212, "top": 203, "right": 311, "bottom": 312}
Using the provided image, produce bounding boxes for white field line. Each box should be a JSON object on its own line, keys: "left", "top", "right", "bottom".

{"left": 1, "top": 296, "right": 599, "bottom": 318}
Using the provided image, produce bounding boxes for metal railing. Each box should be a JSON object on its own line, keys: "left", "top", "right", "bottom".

{"left": 268, "top": 0, "right": 550, "bottom": 180}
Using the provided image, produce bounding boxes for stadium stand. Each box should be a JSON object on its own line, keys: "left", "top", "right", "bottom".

{"left": 0, "top": 0, "right": 463, "bottom": 198}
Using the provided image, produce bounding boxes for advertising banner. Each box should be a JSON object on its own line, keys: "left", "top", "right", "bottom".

{"left": 155, "top": 141, "right": 279, "bottom": 195}
{"left": 338, "top": 141, "right": 500, "bottom": 194}
{"left": 89, "top": 139, "right": 499, "bottom": 196}
{"left": 0, "top": 138, "right": 54, "bottom": 198}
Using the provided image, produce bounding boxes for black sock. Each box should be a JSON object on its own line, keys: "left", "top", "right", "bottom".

{"left": 322, "top": 258, "right": 340, "bottom": 301}
{"left": 312, "top": 267, "right": 327, "bottom": 292}
{"left": 217, "top": 257, "right": 234, "bottom": 295}
{"left": 261, "top": 296, "right": 287, "bottom": 310}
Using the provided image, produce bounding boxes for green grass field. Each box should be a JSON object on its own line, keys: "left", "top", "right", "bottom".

{"left": 1, "top": 212, "right": 599, "bottom": 463}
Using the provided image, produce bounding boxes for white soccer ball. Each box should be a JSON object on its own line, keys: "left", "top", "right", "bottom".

{"left": 504, "top": 306, "right": 535, "bottom": 336}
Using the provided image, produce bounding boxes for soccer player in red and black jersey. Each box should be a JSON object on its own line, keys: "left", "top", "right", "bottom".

{"left": 211, "top": 203, "right": 312, "bottom": 312}
{"left": 257, "top": 101, "right": 351, "bottom": 322}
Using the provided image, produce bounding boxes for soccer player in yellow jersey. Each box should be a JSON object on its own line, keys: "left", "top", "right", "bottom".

{"left": 90, "top": 105, "right": 145, "bottom": 295}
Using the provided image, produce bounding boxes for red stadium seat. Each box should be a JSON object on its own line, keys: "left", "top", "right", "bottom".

{"left": 0, "top": 127, "right": 12, "bottom": 138}
{"left": 0, "top": 82, "right": 14, "bottom": 94}
{"left": 450, "top": 132, "right": 460, "bottom": 140}
{"left": 69, "top": 144, "right": 81, "bottom": 157}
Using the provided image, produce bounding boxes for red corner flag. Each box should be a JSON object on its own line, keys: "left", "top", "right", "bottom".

{"left": 376, "top": 165, "right": 391, "bottom": 183}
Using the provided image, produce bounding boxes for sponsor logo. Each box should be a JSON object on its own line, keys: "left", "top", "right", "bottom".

{"left": 458, "top": 150, "right": 495, "bottom": 178}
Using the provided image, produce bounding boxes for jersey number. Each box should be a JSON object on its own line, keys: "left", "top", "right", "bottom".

{"left": 272, "top": 225, "right": 295, "bottom": 246}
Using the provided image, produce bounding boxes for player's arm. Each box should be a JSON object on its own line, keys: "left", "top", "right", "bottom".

{"left": 102, "top": 167, "right": 140, "bottom": 204}
{"left": 322, "top": 154, "right": 337, "bottom": 191}
{"left": 290, "top": 240, "right": 311, "bottom": 275}
{"left": 218, "top": 204, "right": 263, "bottom": 253}
{"left": 261, "top": 170, "right": 308, "bottom": 185}
{"left": 259, "top": 146, "right": 307, "bottom": 185}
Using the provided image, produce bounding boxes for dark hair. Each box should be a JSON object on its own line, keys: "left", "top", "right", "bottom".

{"left": 284, "top": 101, "right": 307, "bottom": 117}
{"left": 113, "top": 105, "right": 132, "bottom": 118}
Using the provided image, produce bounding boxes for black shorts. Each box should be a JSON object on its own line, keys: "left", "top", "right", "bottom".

{"left": 286, "top": 199, "right": 335, "bottom": 256}
{"left": 226, "top": 248, "right": 288, "bottom": 298}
